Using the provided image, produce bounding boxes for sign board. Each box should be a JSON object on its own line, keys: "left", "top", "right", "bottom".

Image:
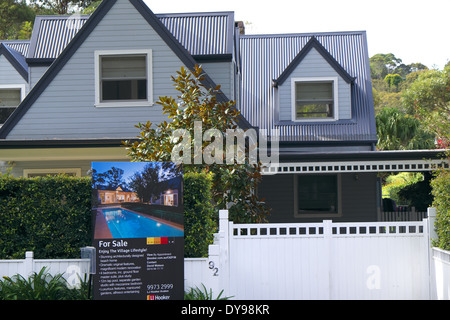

{"left": 91, "top": 162, "right": 184, "bottom": 300}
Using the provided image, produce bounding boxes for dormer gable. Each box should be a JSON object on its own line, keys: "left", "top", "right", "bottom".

{"left": 273, "top": 37, "right": 355, "bottom": 123}
{"left": 274, "top": 37, "right": 354, "bottom": 87}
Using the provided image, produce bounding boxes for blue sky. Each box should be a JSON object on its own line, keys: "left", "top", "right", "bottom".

{"left": 92, "top": 162, "right": 153, "bottom": 183}
{"left": 145, "top": 0, "right": 449, "bottom": 70}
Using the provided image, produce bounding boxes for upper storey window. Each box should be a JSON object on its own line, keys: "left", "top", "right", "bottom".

{"left": 95, "top": 50, "right": 152, "bottom": 107}
{"left": 291, "top": 77, "right": 338, "bottom": 121}
{"left": 0, "top": 85, "right": 25, "bottom": 127}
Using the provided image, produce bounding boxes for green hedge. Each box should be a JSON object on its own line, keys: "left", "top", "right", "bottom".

{"left": 0, "top": 175, "right": 92, "bottom": 259}
{"left": 431, "top": 170, "right": 450, "bottom": 251}
{"left": 183, "top": 171, "right": 216, "bottom": 258}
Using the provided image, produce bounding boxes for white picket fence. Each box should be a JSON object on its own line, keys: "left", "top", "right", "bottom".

{"left": 0, "top": 251, "right": 91, "bottom": 288}
{"left": 185, "top": 208, "right": 450, "bottom": 300}
{"left": 1, "top": 209, "right": 449, "bottom": 300}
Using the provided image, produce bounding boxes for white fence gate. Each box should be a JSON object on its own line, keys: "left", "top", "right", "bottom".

{"left": 187, "top": 210, "right": 436, "bottom": 300}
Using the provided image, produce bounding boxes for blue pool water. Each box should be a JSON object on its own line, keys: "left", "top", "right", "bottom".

{"left": 102, "top": 208, "right": 183, "bottom": 238}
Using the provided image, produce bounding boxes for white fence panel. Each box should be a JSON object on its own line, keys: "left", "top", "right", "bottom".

{"left": 431, "top": 247, "right": 450, "bottom": 300}
{"left": 226, "top": 218, "right": 430, "bottom": 300}
{"left": 329, "top": 221, "right": 430, "bottom": 300}
{"left": 0, "top": 252, "right": 91, "bottom": 288}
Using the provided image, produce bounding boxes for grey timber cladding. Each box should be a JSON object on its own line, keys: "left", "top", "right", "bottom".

{"left": 3, "top": 0, "right": 201, "bottom": 139}
{"left": 239, "top": 32, "right": 377, "bottom": 143}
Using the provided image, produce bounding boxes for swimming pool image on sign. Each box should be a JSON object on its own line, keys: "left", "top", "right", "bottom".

{"left": 102, "top": 208, "right": 184, "bottom": 238}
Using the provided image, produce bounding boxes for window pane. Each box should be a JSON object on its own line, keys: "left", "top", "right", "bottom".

{"left": 101, "top": 55, "right": 146, "bottom": 79}
{"left": 297, "top": 175, "right": 338, "bottom": 213}
{"left": 0, "top": 89, "right": 21, "bottom": 107}
{"left": 296, "top": 82, "right": 332, "bottom": 100}
{"left": 102, "top": 79, "right": 147, "bottom": 101}
{"left": 294, "top": 81, "right": 334, "bottom": 119}
{"left": 0, "top": 107, "right": 16, "bottom": 124}
{"left": 296, "top": 103, "right": 332, "bottom": 118}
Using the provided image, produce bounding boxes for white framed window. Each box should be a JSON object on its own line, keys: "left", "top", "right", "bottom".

{"left": 0, "top": 84, "right": 26, "bottom": 126}
{"left": 23, "top": 168, "right": 82, "bottom": 178}
{"left": 294, "top": 174, "right": 342, "bottom": 218}
{"left": 94, "top": 49, "right": 153, "bottom": 107}
{"left": 291, "top": 77, "right": 338, "bottom": 121}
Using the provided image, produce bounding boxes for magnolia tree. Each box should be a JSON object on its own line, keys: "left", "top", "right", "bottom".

{"left": 124, "top": 65, "right": 273, "bottom": 223}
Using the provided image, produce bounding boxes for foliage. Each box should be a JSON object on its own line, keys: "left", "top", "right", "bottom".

{"left": 183, "top": 172, "right": 216, "bottom": 258}
{"left": 375, "top": 107, "right": 435, "bottom": 150}
{"left": 430, "top": 170, "right": 450, "bottom": 251}
{"left": 0, "top": 175, "right": 92, "bottom": 259}
{"left": 0, "top": 0, "right": 35, "bottom": 39}
{"left": 402, "top": 65, "right": 450, "bottom": 147}
{"left": 124, "top": 65, "right": 270, "bottom": 223}
{"left": 384, "top": 74, "right": 403, "bottom": 91}
{"left": 30, "top": 0, "right": 96, "bottom": 14}
{"left": 184, "top": 284, "right": 231, "bottom": 300}
{"left": 0, "top": 267, "right": 89, "bottom": 300}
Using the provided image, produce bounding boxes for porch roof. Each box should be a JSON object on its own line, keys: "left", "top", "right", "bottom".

{"left": 263, "top": 149, "right": 449, "bottom": 174}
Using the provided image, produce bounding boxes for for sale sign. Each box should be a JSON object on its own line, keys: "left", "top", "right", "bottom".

{"left": 91, "top": 162, "right": 184, "bottom": 300}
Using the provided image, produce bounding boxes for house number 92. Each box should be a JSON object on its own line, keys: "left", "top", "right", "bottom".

{"left": 209, "top": 261, "right": 218, "bottom": 276}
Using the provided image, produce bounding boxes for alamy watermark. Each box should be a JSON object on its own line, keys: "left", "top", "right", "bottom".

{"left": 170, "top": 121, "right": 279, "bottom": 169}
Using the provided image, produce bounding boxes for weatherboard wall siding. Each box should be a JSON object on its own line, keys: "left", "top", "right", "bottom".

{"left": 0, "top": 56, "right": 27, "bottom": 88}
{"left": 7, "top": 0, "right": 189, "bottom": 139}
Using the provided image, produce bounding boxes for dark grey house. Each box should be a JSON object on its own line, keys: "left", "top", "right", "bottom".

{"left": 0, "top": 0, "right": 446, "bottom": 222}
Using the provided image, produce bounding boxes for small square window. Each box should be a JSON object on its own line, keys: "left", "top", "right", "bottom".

{"left": 95, "top": 50, "right": 152, "bottom": 107}
{"left": 294, "top": 174, "right": 342, "bottom": 217}
{"left": 0, "top": 86, "right": 25, "bottom": 126}
{"left": 291, "top": 78, "right": 338, "bottom": 121}
{"left": 100, "top": 55, "right": 147, "bottom": 101}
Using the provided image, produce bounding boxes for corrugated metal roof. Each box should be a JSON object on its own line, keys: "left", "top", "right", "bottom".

{"left": 28, "top": 15, "right": 89, "bottom": 59}
{"left": 27, "top": 12, "right": 234, "bottom": 60}
{"left": 0, "top": 40, "right": 30, "bottom": 57}
{"left": 157, "top": 12, "right": 234, "bottom": 56}
{"left": 238, "top": 32, "right": 377, "bottom": 143}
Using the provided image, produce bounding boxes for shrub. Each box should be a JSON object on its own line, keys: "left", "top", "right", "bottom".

{"left": 183, "top": 171, "right": 216, "bottom": 258}
{"left": 430, "top": 170, "right": 450, "bottom": 250}
{"left": 0, "top": 175, "right": 92, "bottom": 259}
{"left": 0, "top": 267, "right": 89, "bottom": 300}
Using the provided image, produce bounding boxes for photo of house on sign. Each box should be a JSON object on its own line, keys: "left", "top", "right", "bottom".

{"left": 91, "top": 162, "right": 184, "bottom": 239}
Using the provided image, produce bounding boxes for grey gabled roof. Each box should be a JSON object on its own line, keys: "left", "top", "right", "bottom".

{"left": 27, "top": 15, "right": 89, "bottom": 62}
{"left": 0, "top": 42, "right": 29, "bottom": 80}
{"left": 0, "top": 0, "right": 252, "bottom": 139}
{"left": 239, "top": 31, "right": 377, "bottom": 144}
{"left": 26, "top": 10, "right": 235, "bottom": 63}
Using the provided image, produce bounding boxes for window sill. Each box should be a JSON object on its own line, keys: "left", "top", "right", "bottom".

{"left": 95, "top": 101, "right": 154, "bottom": 108}
{"left": 274, "top": 119, "right": 355, "bottom": 126}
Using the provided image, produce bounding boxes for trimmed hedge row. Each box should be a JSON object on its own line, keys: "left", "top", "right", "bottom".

{"left": 183, "top": 172, "right": 216, "bottom": 258}
{"left": 431, "top": 170, "right": 450, "bottom": 251}
{"left": 0, "top": 171, "right": 217, "bottom": 259}
{"left": 0, "top": 175, "right": 93, "bottom": 259}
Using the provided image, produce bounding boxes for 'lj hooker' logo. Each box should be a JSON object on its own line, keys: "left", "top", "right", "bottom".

{"left": 147, "top": 295, "right": 170, "bottom": 300}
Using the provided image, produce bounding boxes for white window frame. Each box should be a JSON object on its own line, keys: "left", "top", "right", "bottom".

{"left": 291, "top": 77, "right": 339, "bottom": 122}
{"left": 0, "top": 84, "right": 26, "bottom": 126}
{"left": 23, "top": 168, "right": 82, "bottom": 178}
{"left": 94, "top": 49, "right": 153, "bottom": 108}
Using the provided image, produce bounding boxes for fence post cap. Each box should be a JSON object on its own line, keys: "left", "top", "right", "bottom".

{"left": 25, "top": 251, "right": 33, "bottom": 258}
{"left": 219, "top": 210, "right": 229, "bottom": 219}
{"left": 427, "top": 207, "right": 437, "bottom": 217}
